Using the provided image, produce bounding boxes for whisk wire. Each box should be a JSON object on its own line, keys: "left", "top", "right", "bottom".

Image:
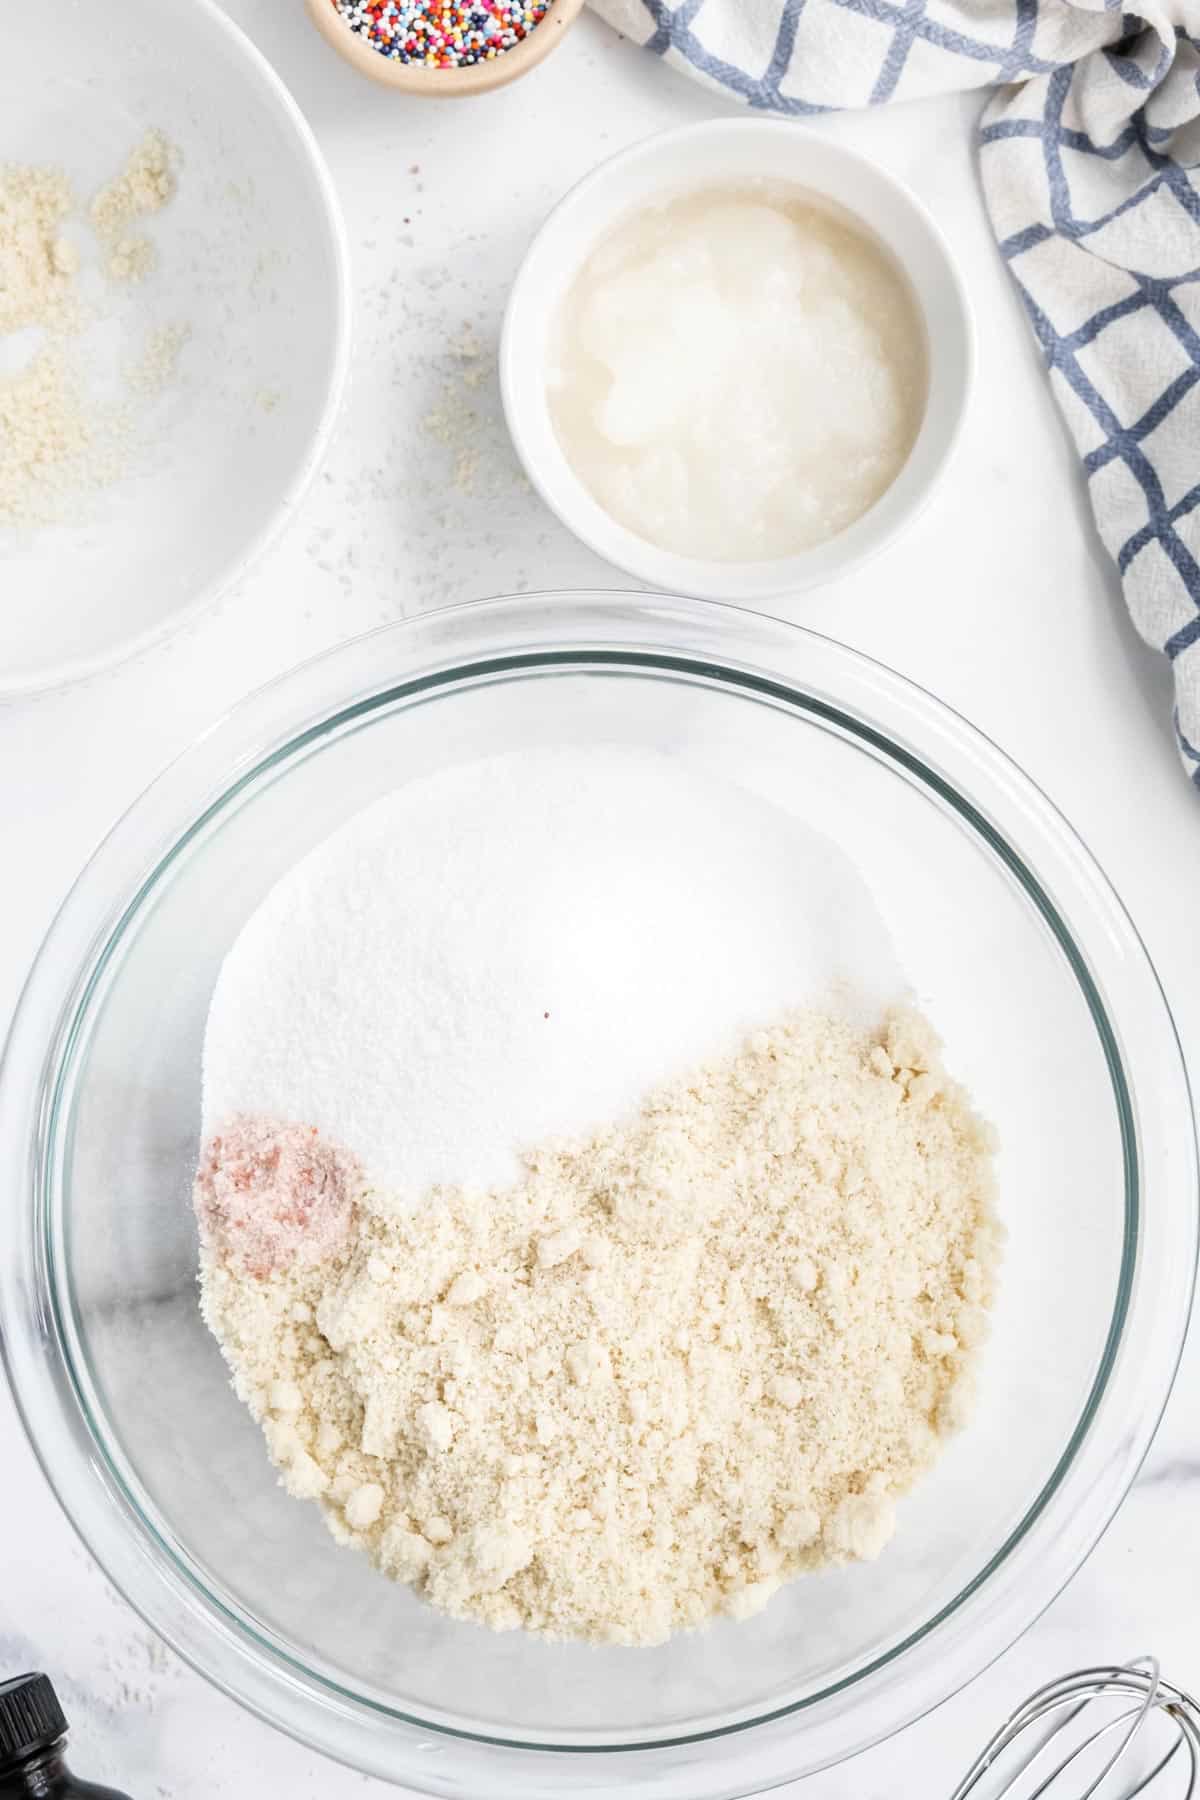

{"left": 951, "top": 1659, "right": 1200, "bottom": 1800}
{"left": 1049, "top": 1662, "right": 1160, "bottom": 1800}
{"left": 952, "top": 1668, "right": 1143, "bottom": 1799}
{"left": 1124, "top": 1738, "right": 1185, "bottom": 1800}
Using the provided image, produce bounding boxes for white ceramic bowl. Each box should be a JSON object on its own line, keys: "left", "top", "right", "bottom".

{"left": 0, "top": 0, "right": 351, "bottom": 696}
{"left": 501, "top": 120, "right": 974, "bottom": 601}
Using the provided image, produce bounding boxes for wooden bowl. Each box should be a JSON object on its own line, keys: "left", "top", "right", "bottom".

{"left": 306, "top": 0, "right": 584, "bottom": 94}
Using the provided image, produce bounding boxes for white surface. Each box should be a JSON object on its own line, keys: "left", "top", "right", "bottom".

{"left": 0, "top": 0, "right": 348, "bottom": 694}
{"left": 502, "top": 117, "right": 973, "bottom": 599}
{"left": 0, "top": 7, "right": 1197, "bottom": 1798}
{"left": 203, "top": 745, "right": 900, "bottom": 1193}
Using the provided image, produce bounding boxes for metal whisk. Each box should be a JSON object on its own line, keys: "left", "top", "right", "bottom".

{"left": 951, "top": 1659, "right": 1200, "bottom": 1799}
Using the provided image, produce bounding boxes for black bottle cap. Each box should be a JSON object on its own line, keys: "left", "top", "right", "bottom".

{"left": 0, "top": 1673, "right": 67, "bottom": 1767}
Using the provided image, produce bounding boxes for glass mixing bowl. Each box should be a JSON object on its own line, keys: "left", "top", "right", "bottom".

{"left": 1, "top": 594, "right": 1195, "bottom": 1799}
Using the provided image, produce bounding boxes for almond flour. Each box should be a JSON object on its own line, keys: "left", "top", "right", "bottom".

{"left": 89, "top": 129, "right": 176, "bottom": 284}
{"left": 0, "top": 131, "right": 181, "bottom": 530}
{"left": 198, "top": 1003, "right": 1000, "bottom": 1647}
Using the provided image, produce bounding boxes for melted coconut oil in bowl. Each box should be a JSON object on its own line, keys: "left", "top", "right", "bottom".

{"left": 548, "top": 180, "right": 928, "bottom": 561}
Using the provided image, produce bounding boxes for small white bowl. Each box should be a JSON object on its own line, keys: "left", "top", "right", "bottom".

{"left": 501, "top": 119, "right": 974, "bottom": 601}
{"left": 0, "top": 0, "right": 351, "bottom": 696}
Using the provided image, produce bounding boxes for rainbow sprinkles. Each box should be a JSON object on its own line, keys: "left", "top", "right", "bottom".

{"left": 329, "top": 0, "right": 551, "bottom": 67}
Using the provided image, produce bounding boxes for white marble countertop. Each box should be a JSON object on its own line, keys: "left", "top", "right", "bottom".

{"left": 2, "top": 6, "right": 1198, "bottom": 1796}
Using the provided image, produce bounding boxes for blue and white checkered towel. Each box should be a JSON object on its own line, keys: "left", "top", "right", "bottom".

{"left": 591, "top": 0, "right": 1200, "bottom": 786}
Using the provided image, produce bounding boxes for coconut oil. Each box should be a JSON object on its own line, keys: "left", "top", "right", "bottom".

{"left": 547, "top": 181, "right": 927, "bottom": 562}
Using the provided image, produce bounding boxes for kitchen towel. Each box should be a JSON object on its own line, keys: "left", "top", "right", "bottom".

{"left": 592, "top": 0, "right": 1200, "bottom": 787}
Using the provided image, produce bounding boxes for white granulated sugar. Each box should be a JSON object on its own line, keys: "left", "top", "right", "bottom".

{"left": 202, "top": 746, "right": 902, "bottom": 1194}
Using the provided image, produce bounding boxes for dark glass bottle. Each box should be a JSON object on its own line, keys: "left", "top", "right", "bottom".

{"left": 0, "top": 1674, "right": 132, "bottom": 1799}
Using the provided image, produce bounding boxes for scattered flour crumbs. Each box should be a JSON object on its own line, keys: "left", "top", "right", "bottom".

{"left": 0, "top": 129, "right": 184, "bottom": 528}
{"left": 197, "top": 1005, "right": 1000, "bottom": 1647}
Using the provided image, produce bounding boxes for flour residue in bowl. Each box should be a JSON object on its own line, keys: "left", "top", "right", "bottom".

{"left": 0, "top": 130, "right": 186, "bottom": 531}
{"left": 193, "top": 745, "right": 1001, "bottom": 1646}
{"left": 547, "top": 181, "right": 927, "bottom": 562}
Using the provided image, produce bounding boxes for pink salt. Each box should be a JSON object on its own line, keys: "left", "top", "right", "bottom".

{"left": 193, "top": 1115, "right": 361, "bottom": 1277}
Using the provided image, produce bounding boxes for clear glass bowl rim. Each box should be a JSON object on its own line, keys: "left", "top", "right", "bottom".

{"left": 1, "top": 592, "right": 1195, "bottom": 1799}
